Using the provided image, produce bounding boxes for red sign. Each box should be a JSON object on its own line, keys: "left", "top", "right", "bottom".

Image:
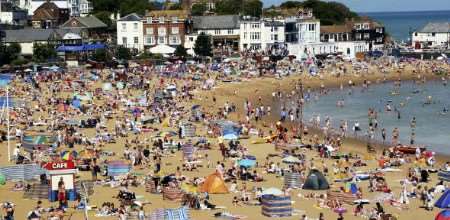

{"left": 43, "top": 160, "right": 75, "bottom": 170}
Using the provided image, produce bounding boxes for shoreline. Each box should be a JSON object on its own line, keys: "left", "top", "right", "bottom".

{"left": 195, "top": 63, "right": 450, "bottom": 162}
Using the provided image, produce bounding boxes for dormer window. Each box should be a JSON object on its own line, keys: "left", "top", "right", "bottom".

{"left": 147, "top": 17, "right": 152, "bottom": 23}
{"left": 159, "top": 17, "right": 164, "bottom": 23}
{"left": 172, "top": 17, "right": 178, "bottom": 23}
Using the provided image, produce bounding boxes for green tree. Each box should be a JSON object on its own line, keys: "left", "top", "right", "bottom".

{"left": 174, "top": 45, "right": 188, "bottom": 57}
{"left": 116, "top": 47, "right": 132, "bottom": 60}
{"left": 92, "top": 48, "right": 111, "bottom": 62}
{"left": 194, "top": 33, "right": 212, "bottom": 57}
{"left": 119, "top": 0, "right": 156, "bottom": 16}
{"left": 215, "top": 0, "right": 242, "bottom": 15}
{"left": 92, "top": 0, "right": 120, "bottom": 13}
{"left": 32, "top": 43, "right": 56, "bottom": 63}
{"left": 242, "top": 0, "right": 263, "bottom": 17}
{"left": 0, "top": 42, "right": 21, "bottom": 66}
{"left": 167, "top": 2, "right": 182, "bottom": 10}
{"left": 94, "top": 11, "right": 113, "bottom": 28}
{"left": 191, "top": 2, "right": 208, "bottom": 16}
{"left": 279, "top": 1, "right": 303, "bottom": 9}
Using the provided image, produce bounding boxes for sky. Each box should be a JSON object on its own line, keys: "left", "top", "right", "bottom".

{"left": 262, "top": 0, "right": 450, "bottom": 13}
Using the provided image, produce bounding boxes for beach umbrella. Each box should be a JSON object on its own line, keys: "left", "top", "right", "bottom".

{"left": 238, "top": 159, "right": 256, "bottom": 168}
{"left": 262, "top": 187, "right": 283, "bottom": 196}
{"left": 102, "top": 83, "right": 112, "bottom": 91}
{"left": 333, "top": 207, "right": 347, "bottom": 214}
{"left": 436, "top": 209, "right": 450, "bottom": 220}
{"left": 436, "top": 189, "right": 450, "bottom": 208}
{"left": 282, "top": 155, "right": 301, "bottom": 164}
{"left": 107, "top": 160, "right": 131, "bottom": 177}
{"left": 61, "top": 151, "right": 78, "bottom": 161}
{"left": 223, "top": 133, "right": 238, "bottom": 140}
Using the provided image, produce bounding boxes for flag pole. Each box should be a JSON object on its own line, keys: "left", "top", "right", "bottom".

{"left": 6, "top": 86, "right": 10, "bottom": 162}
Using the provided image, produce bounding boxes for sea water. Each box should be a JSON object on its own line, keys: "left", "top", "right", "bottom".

{"left": 300, "top": 81, "right": 450, "bottom": 154}
{"left": 362, "top": 10, "right": 450, "bottom": 42}
{"left": 0, "top": 74, "right": 13, "bottom": 87}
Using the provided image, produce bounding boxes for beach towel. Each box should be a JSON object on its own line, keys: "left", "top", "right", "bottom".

{"left": 149, "top": 208, "right": 165, "bottom": 220}
{"left": 164, "top": 206, "right": 190, "bottom": 220}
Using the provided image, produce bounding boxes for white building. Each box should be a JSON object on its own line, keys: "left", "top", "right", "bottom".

{"left": 284, "top": 13, "right": 322, "bottom": 58}
{"left": 185, "top": 15, "right": 240, "bottom": 51}
{"left": 22, "top": 0, "right": 92, "bottom": 16}
{"left": 239, "top": 18, "right": 285, "bottom": 51}
{"left": 412, "top": 22, "right": 450, "bottom": 49}
{"left": 116, "top": 13, "right": 144, "bottom": 51}
{"left": 0, "top": 2, "right": 27, "bottom": 25}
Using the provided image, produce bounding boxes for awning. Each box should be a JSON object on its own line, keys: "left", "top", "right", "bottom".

{"left": 57, "top": 43, "right": 106, "bottom": 52}
{"left": 149, "top": 44, "right": 175, "bottom": 54}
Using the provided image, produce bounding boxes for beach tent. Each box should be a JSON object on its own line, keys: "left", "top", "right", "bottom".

{"left": 261, "top": 194, "right": 292, "bottom": 217}
{"left": 200, "top": 173, "right": 228, "bottom": 194}
{"left": 436, "top": 209, "right": 450, "bottom": 220}
{"left": 284, "top": 172, "right": 302, "bottom": 189}
{"left": 302, "top": 169, "right": 329, "bottom": 190}
{"left": 438, "top": 171, "right": 450, "bottom": 182}
{"left": 102, "top": 83, "right": 112, "bottom": 91}
{"left": 107, "top": 160, "right": 131, "bottom": 177}
{"left": 436, "top": 189, "right": 450, "bottom": 208}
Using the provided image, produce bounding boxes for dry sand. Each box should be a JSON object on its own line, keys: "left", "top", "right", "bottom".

{"left": 0, "top": 62, "right": 448, "bottom": 220}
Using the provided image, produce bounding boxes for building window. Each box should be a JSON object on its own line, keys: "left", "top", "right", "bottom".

{"left": 145, "top": 35, "right": 154, "bottom": 45}
{"left": 432, "top": 32, "right": 436, "bottom": 37}
{"left": 214, "top": 29, "right": 220, "bottom": 35}
{"left": 364, "top": 33, "right": 370, "bottom": 39}
{"left": 228, "top": 29, "right": 233, "bottom": 34}
{"left": 251, "top": 23, "right": 260, "bottom": 29}
{"left": 243, "top": 32, "right": 247, "bottom": 39}
{"left": 376, "top": 28, "right": 383, "bottom": 33}
{"left": 308, "top": 24, "right": 315, "bottom": 31}
{"left": 171, "top": 27, "right": 179, "bottom": 34}
{"left": 122, "top": 37, "right": 127, "bottom": 45}
{"left": 146, "top": 17, "right": 152, "bottom": 23}
{"left": 146, "top": 27, "right": 153, "bottom": 35}
{"left": 274, "top": 34, "right": 278, "bottom": 41}
{"left": 158, "top": 36, "right": 165, "bottom": 44}
{"left": 356, "top": 33, "right": 362, "bottom": 40}
{"left": 159, "top": 17, "right": 165, "bottom": 23}
{"left": 376, "top": 37, "right": 383, "bottom": 43}
{"left": 355, "top": 24, "right": 361, "bottom": 30}
{"left": 363, "top": 23, "right": 369, "bottom": 29}
{"left": 134, "top": 37, "right": 138, "bottom": 44}
{"left": 172, "top": 17, "right": 178, "bottom": 23}
{"left": 189, "top": 37, "right": 194, "bottom": 42}
{"left": 133, "top": 23, "right": 138, "bottom": 31}
{"left": 158, "top": 27, "right": 166, "bottom": 35}
{"left": 121, "top": 23, "right": 126, "bottom": 31}
{"left": 170, "top": 35, "right": 180, "bottom": 44}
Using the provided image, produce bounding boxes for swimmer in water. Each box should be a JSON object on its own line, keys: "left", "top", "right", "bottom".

{"left": 385, "top": 104, "right": 392, "bottom": 112}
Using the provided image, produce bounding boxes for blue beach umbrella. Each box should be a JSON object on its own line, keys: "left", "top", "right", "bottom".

{"left": 436, "top": 209, "right": 450, "bottom": 220}
{"left": 238, "top": 159, "right": 256, "bottom": 168}
{"left": 223, "top": 133, "right": 238, "bottom": 140}
{"left": 435, "top": 189, "right": 450, "bottom": 208}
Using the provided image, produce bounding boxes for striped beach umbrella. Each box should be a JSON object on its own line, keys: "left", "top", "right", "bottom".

{"left": 436, "top": 210, "right": 450, "bottom": 220}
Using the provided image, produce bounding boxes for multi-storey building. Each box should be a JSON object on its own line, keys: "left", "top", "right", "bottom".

{"left": 116, "top": 13, "right": 144, "bottom": 51}
{"left": 239, "top": 17, "right": 285, "bottom": 51}
{"left": 412, "top": 22, "right": 450, "bottom": 49}
{"left": 184, "top": 15, "right": 240, "bottom": 52}
{"left": 143, "top": 10, "right": 188, "bottom": 49}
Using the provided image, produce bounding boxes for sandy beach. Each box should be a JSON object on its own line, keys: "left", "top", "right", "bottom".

{"left": 0, "top": 58, "right": 448, "bottom": 220}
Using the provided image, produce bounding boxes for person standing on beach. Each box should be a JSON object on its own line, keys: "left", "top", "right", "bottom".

{"left": 381, "top": 128, "right": 386, "bottom": 144}
{"left": 392, "top": 128, "right": 399, "bottom": 146}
